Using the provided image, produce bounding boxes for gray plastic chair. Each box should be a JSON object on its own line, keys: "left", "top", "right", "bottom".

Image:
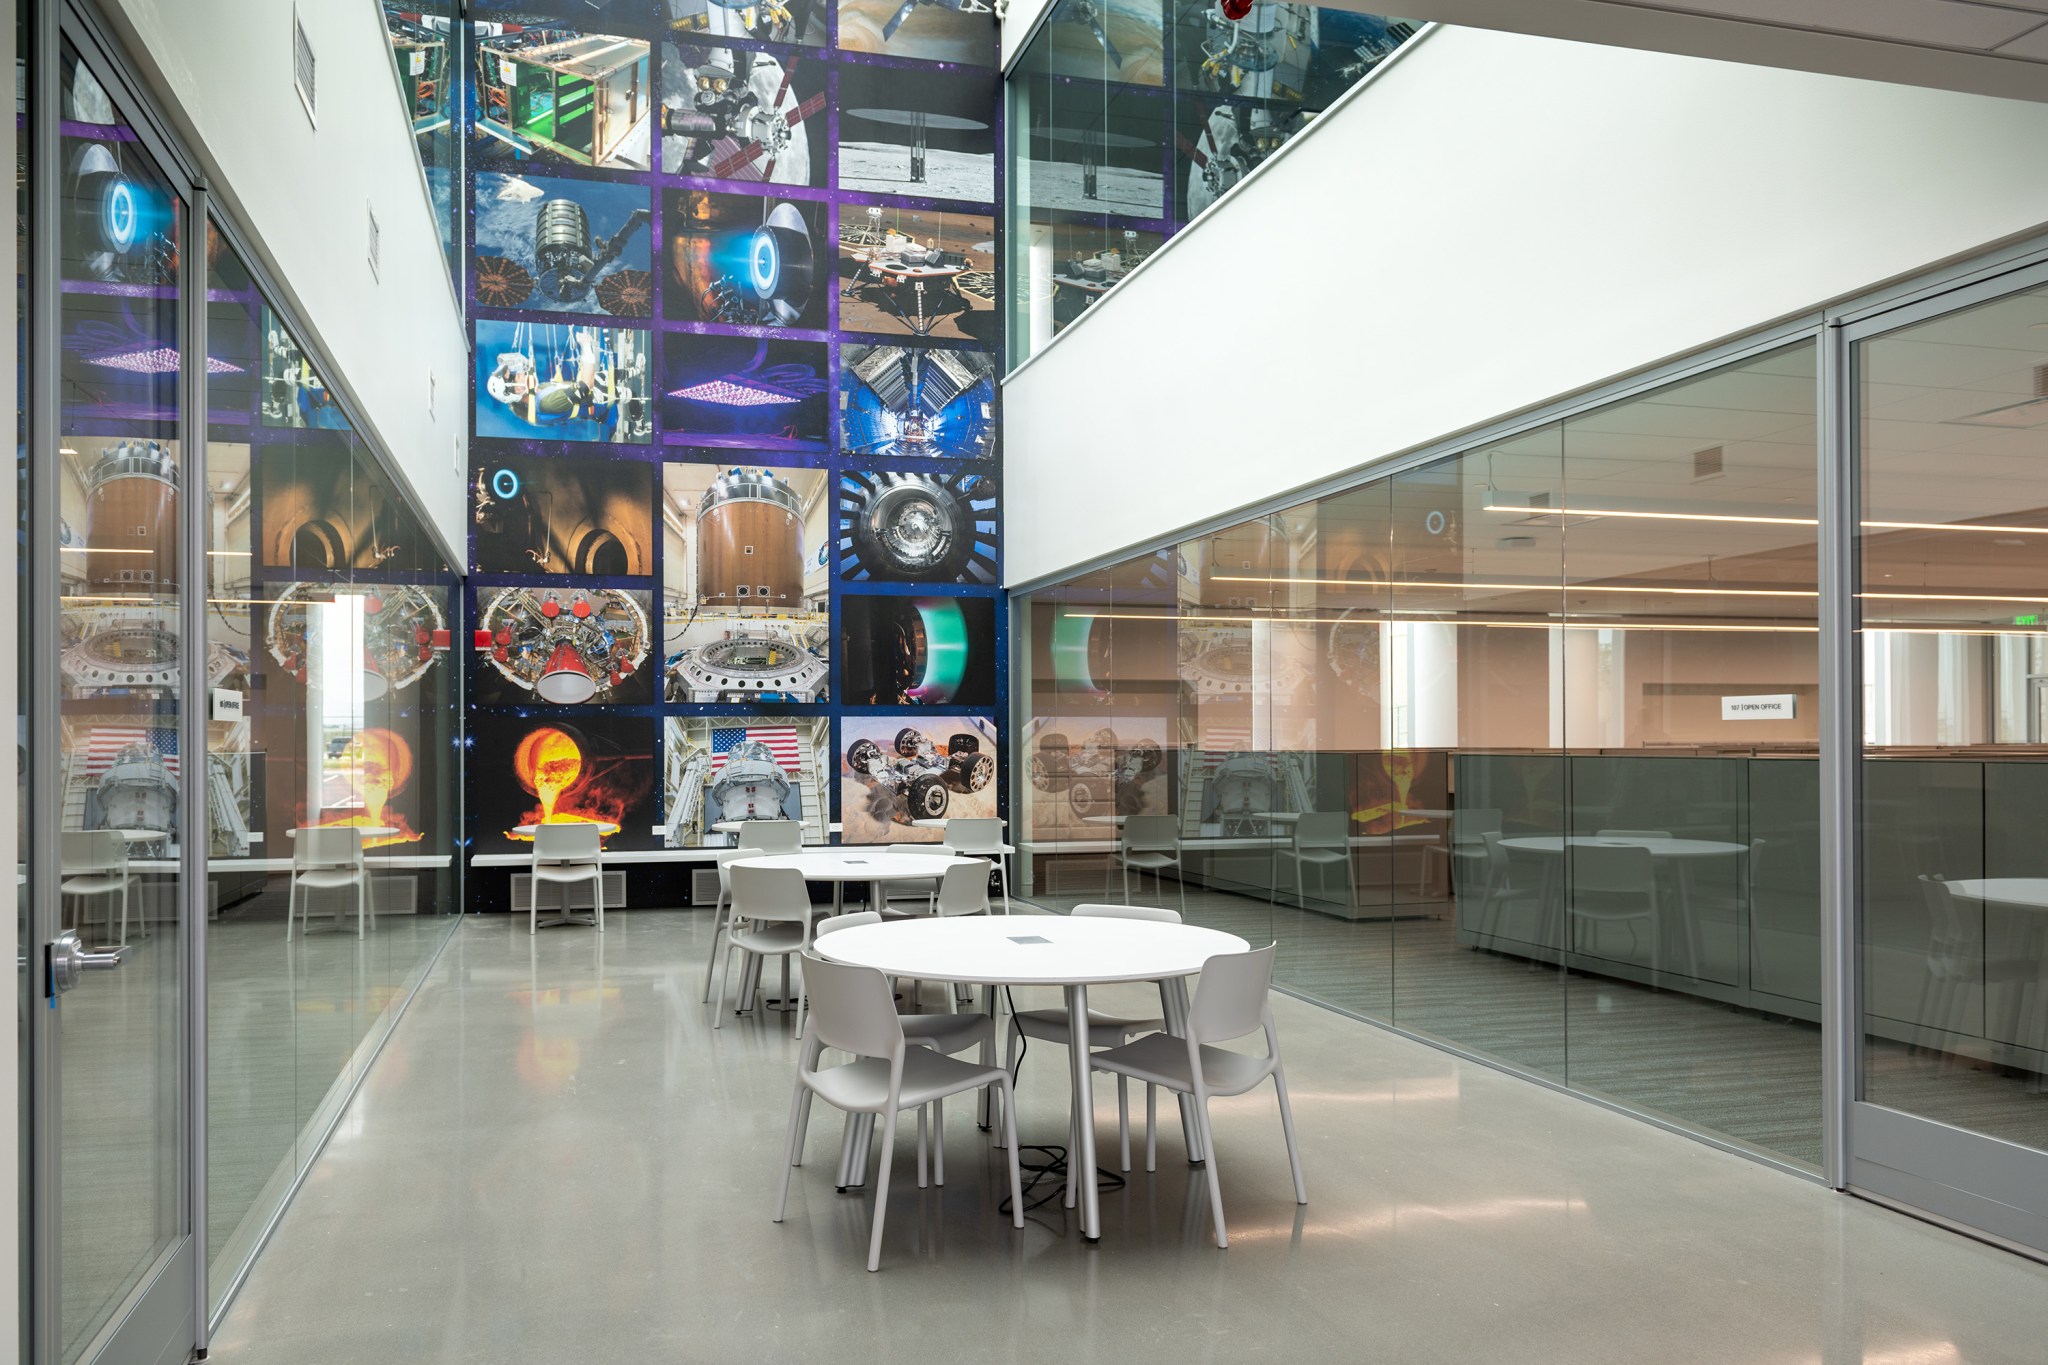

{"left": 1002, "top": 903, "right": 1174, "bottom": 1170}
{"left": 1119, "top": 814, "right": 1186, "bottom": 914}
{"left": 740, "top": 819, "right": 803, "bottom": 852}
{"left": 527, "top": 823, "right": 602, "bottom": 936}
{"left": 291, "top": 826, "right": 371, "bottom": 940}
{"left": 774, "top": 953, "right": 1023, "bottom": 1271}
{"left": 703, "top": 842, "right": 774, "bottom": 1003}
{"left": 717, "top": 863, "right": 814, "bottom": 1034}
{"left": 1087, "top": 943, "right": 1305, "bottom": 1248}
{"left": 942, "top": 816, "right": 1012, "bottom": 913}
{"left": 61, "top": 830, "right": 132, "bottom": 944}
{"left": 1277, "top": 811, "right": 1354, "bottom": 909}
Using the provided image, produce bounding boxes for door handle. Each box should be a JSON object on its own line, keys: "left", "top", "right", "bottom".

{"left": 46, "top": 930, "right": 129, "bottom": 997}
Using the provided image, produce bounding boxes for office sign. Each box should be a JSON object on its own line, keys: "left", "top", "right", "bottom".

{"left": 1722, "top": 693, "right": 1796, "bottom": 721}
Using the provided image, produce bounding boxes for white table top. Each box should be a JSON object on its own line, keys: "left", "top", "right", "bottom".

{"left": 287, "top": 826, "right": 399, "bottom": 839}
{"left": 710, "top": 821, "right": 843, "bottom": 834}
{"left": 512, "top": 822, "right": 620, "bottom": 837}
{"left": 818, "top": 915, "right": 1251, "bottom": 987}
{"left": 113, "top": 828, "right": 170, "bottom": 843}
{"left": 1500, "top": 835, "right": 1749, "bottom": 858}
{"left": 1944, "top": 879, "right": 2048, "bottom": 910}
{"left": 910, "top": 818, "right": 1008, "bottom": 829}
{"left": 733, "top": 851, "right": 978, "bottom": 883}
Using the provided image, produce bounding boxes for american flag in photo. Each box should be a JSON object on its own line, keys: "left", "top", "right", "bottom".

{"left": 1200, "top": 727, "right": 1253, "bottom": 768}
{"left": 711, "top": 726, "right": 801, "bottom": 775}
{"left": 81, "top": 726, "right": 179, "bottom": 778}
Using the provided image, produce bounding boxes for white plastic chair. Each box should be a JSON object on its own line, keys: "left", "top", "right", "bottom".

{"left": 528, "top": 823, "right": 604, "bottom": 935}
{"left": 717, "top": 863, "right": 814, "bottom": 1034}
{"left": 1002, "top": 903, "right": 1173, "bottom": 1170}
{"left": 942, "top": 817, "right": 1012, "bottom": 914}
{"left": 61, "top": 830, "right": 132, "bottom": 943}
{"left": 1120, "top": 814, "right": 1186, "bottom": 915}
{"left": 702, "top": 844, "right": 769, "bottom": 1003}
{"left": 289, "top": 826, "right": 370, "bottom": 940}
{"left": 1276, "top": 811, "right": 1354, "bottom": 909}
{"left": 1566, "top": 842, "right": 1693, "bottom": 975}
{"left": 773, "top": 952, "right": 1023, "bottom": 1272}
{"left": 740, "top": 818, "right": 803, "bottom": 852}
{"left": 1427, "top": 808, "right": 1500, "bottom": 898}
{"left": 1087, "top": 942, "right": 1305, "bottom": 1248}
{"left": 878, "top": 843, "right": 950, "bottom": 916}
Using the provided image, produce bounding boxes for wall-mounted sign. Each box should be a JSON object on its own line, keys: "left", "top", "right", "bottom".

{"left": 211, "top": 688, "right": 244, "bottom": 721}
{"left": 1722, "top": 693, "right": 1796, "bottom": 721}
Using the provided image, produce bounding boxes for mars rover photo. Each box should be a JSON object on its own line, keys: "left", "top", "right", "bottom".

{"left": 848, "top": 727, "right": 994, "bottom": 824}
{"left": 1029, "top": 727, "right": 1162, "bottom": 816}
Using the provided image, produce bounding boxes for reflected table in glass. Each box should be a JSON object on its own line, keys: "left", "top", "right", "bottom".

{"left": 815, "top": 914, "right": 1250, "bottom": 1241}
{"left": 1498, "top": 836, "right": 1750, "bottom": 973}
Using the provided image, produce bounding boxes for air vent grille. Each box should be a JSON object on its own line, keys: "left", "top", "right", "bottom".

{"left": 2034, "top": 363, "right": 2048, "bottom": 398}
{"left": 292, "top": 9, "right": 315, "bottom": 121}
{"left": 1693, "top": 445, "right": 1724, "bottom": 481}
{"left": 367, "top": 204, "right": 380, "bottom": 278}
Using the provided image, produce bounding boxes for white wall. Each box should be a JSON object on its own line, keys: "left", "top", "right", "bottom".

{"left": 1002, "top": 26, "right": 2048, "bottom": 587}
{"left": 97, "top": 0, "right": 469, "bottom": 558}
{"left": 1001, "top": 0, "right": 1056, "bottom": 69}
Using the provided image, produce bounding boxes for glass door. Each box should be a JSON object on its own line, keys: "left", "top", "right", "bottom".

{"left": 28, "top": 21, "right": 197, "bottom": 1363}
{"left": 1848, "top": 268, "right": 2048, "bottom": 1256}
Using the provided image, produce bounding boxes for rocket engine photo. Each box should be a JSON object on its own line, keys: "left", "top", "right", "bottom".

{"left": 475, "top": 588, "right": 654, "bottom": 705}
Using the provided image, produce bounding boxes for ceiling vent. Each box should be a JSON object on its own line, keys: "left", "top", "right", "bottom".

{"left": 367, "top": 203, "right": 380, "bottom": 279}
{"left": 292, "top": 8, "right": 316, "bottom": 123}
{"left": 1948, "top": 363, "right": 2048, "bottom": 429}
{"left": 1693, "top": 445, "right": 1724, "bottom": 481}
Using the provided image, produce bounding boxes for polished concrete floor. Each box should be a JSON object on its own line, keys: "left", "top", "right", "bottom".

{"left": 207, "top": 909, "right": 2048, "bottom": 1364}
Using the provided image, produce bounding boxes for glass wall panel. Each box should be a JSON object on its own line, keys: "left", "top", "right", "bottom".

{"left": 1005, "top": 2, "right": 1418, "bottom": 367}
{"left": 204, "top": 224, "right": 462, "bottom": 1314}
{"left": 1016, "top": 341, "right": 1825, "bottom": 1169}
{"left": 1857, "top": 285, "right": 2048, "bottom": 1154}
{"left": 52, "top": 44, "right": 187, "bottom": 1357}
{"left": 383, "top": 2, "right": 462, "bottom": 284}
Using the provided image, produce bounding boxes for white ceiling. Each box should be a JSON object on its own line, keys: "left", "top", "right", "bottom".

{"left": 1380, "top": 0, "right": 2048, "bottom": 101}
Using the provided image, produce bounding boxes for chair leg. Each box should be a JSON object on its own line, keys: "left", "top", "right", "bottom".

{"left": 867, "top": 1109, "right": 899, "bottom": 1272}
{"left": 1273, "top": 1065, "right": 1307, "bottom": 1205}
{"left": 1118, "top": 1074, "right": 1131, "bottom": 1172}
{"left": 1193, "top": 1089, "right": 1228, "bottom": 1248}
{"left": 997, "top": 857, "right": 1010, "bottom": 915}
{"left": 933, "top": 1097, "right": 945, "bottom": 1186}
{"left": 594, "top": 868, "right": 605, "bottom": 933}
{"left": 1122, "top": 863, "right": 1130, "bottom": 904}
{"left": 773, "top": 1076, "right": 812, "bottom": 1223}
{"left": 700, "top": 894, "right": 729, "bottom": 1002}
{"left": 1145, "top": 1083, "right": 1157, "bottom": 1173}
{"left": 357, "top": 879, "right": 367, "bottom": 940}
{"left": 999, "top": 1076, "right": 1024, "bottom": 1228}
{"left": 916, "top": 1104, "right": 928, "bottom": 1190}
{"left": 285, "top": 882, "right": 297, "bottom": 942}
{"left": 529, "top": 875, "right": 538, "bottom": 936}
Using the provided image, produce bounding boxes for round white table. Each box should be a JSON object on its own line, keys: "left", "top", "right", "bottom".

{"left": 287, "top": 825, "right": 399, "bottom": 841}
{"left": 1945, "top": 879, "right": 2048, "bottom": 910}
{"left": 909, "top": 818, "right": 1007, "bottom": 828}
{"left": 113, "top": 828, "right": 170, "bottom": 846}
{"left": 733, "top": 849, "right": 978, "bottom": 917}
{"left": 710, "top": 821, "right": 843, "bottom": 836}
{"left": 817, "top": 915, "right": 1250, "bottom": 1241}
{"left": 511, "top": 821, "right": 619, "bottom": 838}
{"left": 1499, "top": 835, "right": 1748, "bottom": 975}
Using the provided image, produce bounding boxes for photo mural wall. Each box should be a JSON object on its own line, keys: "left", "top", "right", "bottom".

{"left": 452, "top": 1, "right": 1005, "bottom": 880}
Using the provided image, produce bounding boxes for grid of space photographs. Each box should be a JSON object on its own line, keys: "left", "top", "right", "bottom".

{"left": 455, "top": 1, "right": 1004, "bottom": 852}
{"left": 1015, "top": 2, "right": 1417, "bottom": 339}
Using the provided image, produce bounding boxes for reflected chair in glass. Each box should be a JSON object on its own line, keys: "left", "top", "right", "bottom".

{"left": 1475, "top": 831, "right": 1545, "bottom": 944}
{"left": 528, "top": 823, "right": 605, "bottom": 935}
{"left": 739, "top": 818, "right": 803, "bottom": 852}
{"left": 1001, "top": 903, "right": 1173, "bottom": 1171}
{"left": 814, "top": 910, "right": 998, "bottom": 1194}
{"left": 1916, "top": 875, "right": 2042, "bottom": 1056}
{"left": 1426, "top": 808, "right": 1500, "bottom": 903}
{"left": 1566, "top": 843, "right": 1695, "bottom": 977}
{"left": 60, "top": 830, "right": 133, "bottom": 944}
{"left": 1276, "top": 811, "right": 1355, "bottom": 912}
{"left": 941, "top": 816, "right": 1013, "bottom": 913}
{"left": 773, "top": 953, "right": 1023, "bottom": 1272}
{"left": 288, "top": 826, "right": 371, "bottom": 941}
{"left": 1087, "top": 943, "right": 1305, "bottom": 1249}
{"left": 1119, "top": 814, "right": 1186, "bottom": 915}
{"left": 717, "top": 863, "right": 815, "bottom": 1034}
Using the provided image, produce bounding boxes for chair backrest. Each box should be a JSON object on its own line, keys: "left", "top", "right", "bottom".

{"left": 1571, "top": 843, "right": 1656, "bottom": 896}
{"left": 731, "top": 863, "right": 812, "bottom": 924}
{"left": 1123, "top": 814, "right": 1178, "bottom": 853}
{"left": 297, "top": 825, "right": 364, "bottom": 869}
{"left": 740, "top": 819, "right": 802, "bottom": 853}
{"left": 533, "top": 823, "right": 601, "bottom": 864}
{"left": 885, "top": 842, "right": 952, "bottom": 858}
{"left": 943, "top": 816, "right": 1004, "bottom": 854}
{"left": 798, "top": 953, "right": 905, "bottom": 1060}
{"left": 1454, "top": 808, "right": 1503, "bottom": 839}
{"left": 1186, "top": 943, "right": 1277, "bottom": 1045}
{"left": 1596, "top": 829, "right": 1671, "bottom": 840}
{"left": 63, "top": 830, "right": 125, "bottom": 873}
{"left": 1294, "top": 811, "right": 1348, "bottom": 849}
{"left": 816, "top": 910, "right": 881, "bottom": 937}
{"left": 1918, "top": 873, "right": 1973, "bottom": 950}
{"left": 1072, "top": 902, "right": 1181, "bottom": 924}
{"left": 933, "top": 860, "right": 991, "bottom": 915}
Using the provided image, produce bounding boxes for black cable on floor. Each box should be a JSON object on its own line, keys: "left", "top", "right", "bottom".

{"left": 995, "top": 986, "right": 1128, "bottom": 1217}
